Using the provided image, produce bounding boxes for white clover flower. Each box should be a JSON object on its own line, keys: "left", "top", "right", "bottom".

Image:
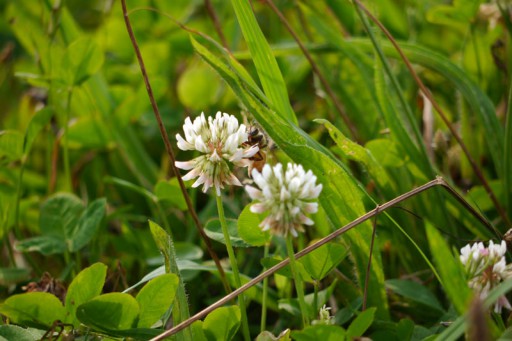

{"left": 245, "top": 163, "right": 322, "bottom": 237}
{"left": 175, "top": 112, "right": 259, "bottom": 196}
{"left": 460, "top": 240, "right": 512, "bottom": 313}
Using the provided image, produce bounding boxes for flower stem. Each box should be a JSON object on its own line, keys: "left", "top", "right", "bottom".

{"left": 286, "top": 234, "right": 309, "bottom": 327}
{"left": 216, "top": 194, "right": 251, "bottom": 341}
{"left": 260, "top": 242, "right": 270, "bottom": 332}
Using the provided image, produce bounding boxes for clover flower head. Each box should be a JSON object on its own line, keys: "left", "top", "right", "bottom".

{"left": 175, "top": 112, "right": 259, "bottom": 196}
{"left": 460, "top": 240, "right": 512, "bottom": 313}
{"left": 245, "top": 163, "right": 322, "bottom": 237}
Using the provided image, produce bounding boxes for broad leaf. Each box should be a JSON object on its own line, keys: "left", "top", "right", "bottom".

{"left": 68, "top": 198, "right": 106, "bottom": 252}
{"left": 65, "top": 262, "right": 107, "bottom": 326}
{"left": 0, "top": 325, "right": 45, "bottom": 341}
{"left": 39, "top": 193, "right": 84, "bottom": 238}
{"left": 237, "top": 204, "right": 271, "bottom": 247}
{"left": 15, "top": 235, "right": 66, "bottom": 255}
{"left": 0, "top": 292, "right": 66, "bottom": 328}
{"left": 205, "top": 218, "right": 251, "bottom": 248}
{"left": 63, "top": 38, "right": 104, "bottom": 85}
{"left": 300, "top": 242, "right": 348, "bottom": 281}
{"left": 202, "top": 306, "right": 241, "bottom": 341}
{"left": 154, "top": 178, "right": 187, "bottom": 210}
{"left": 76, "top": 293, "right": 139, "bottom": 331}
{"left": 136, "top": 273, "right": 179, "bottom": 328}
{"left": 385, "top": 279, "right": 444, "bottom": 313}
{"left": 346, "top": 307, "right": 376, "bottom": 338}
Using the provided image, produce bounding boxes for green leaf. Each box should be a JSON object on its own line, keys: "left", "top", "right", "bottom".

{"left": 346, "top": 307, "right": 376, "bottom": 338}
{"left": 396, "top": 319, "right": 415, "bottom": 341}
{"left": 0, "top": 292, "right": 66, "bottom": 328}
{"left": 0, "top": 267, "right": 30, "bottom": 286}
{"left": 299, "top": 242, "right": 348, "bottom": 281}
{"left": 76, "top": 293, "right": 140, "bottom": 331}
{"left": 385, "top": 279, "right": 444, "bottom": 313}
{"left": 65, "top": 262, "right": 107, "bottom": 326}
{"left": 39, "top": 193, "right": 84, "bottom": 238}
{"left": 230, "top": 0, "right": 297, "bottom": 124}
{"left": 15, "top": 236, "right": 67, "bottom": 255}
{"left": 237, "top": 204, "right": 271, "bottom": 247}
{"left": 365, "top": 139, "right": 405, "bottom": 167}
{"left": 0, "top": 130, "right": 23, "bottom": 161}
{"left": 149, "top": 220, "right": 173, "bottom": 273}
{"left": 425, "top": 220, "right": 471, "bottom": 314}
{"left": 0, "top": 325, "right": 45, "bottom": 341}
{"left": 154, "top": 178, "right": 187, "bottom": 210}
{"left": 316, "top": 119, "right": 392, "bottom": 192}
{"left": 68, "top": 198, "right": 106, "bottom": 252}
{"left": 205, "top": 218, "right": 251, "bottom": 248}
{"left": 174, "top": 241, "right": 204, "bottom": 261}
{"left": 177, "top": 61, "right": 222, "bottom": 110}
{"left": 261, "top": 256, "right": 313, "bottom": 283}
{"left": 63, "top": 38, "right": 104, "bottom": 85}
{"left": 191, "top": 321, "right": 207, "bottom": 341}
{"left": 202, "top": 306, "right": 241, "bottom": 341}
{"left": 291, "top": 325, "right": 346, "bottom": 341}
{"left": 23, "top": 108, "right": 53, "bottom": 155}
{"left": 136, "top": 273, "right": 179, "bottom": 328}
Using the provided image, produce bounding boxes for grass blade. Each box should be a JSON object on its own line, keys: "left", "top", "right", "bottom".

{"left": 230, "top": 0, "right": 297, "bottom": 124}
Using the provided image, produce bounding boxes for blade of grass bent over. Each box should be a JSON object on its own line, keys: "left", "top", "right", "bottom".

{"left": 230, "top": 0, "right": 297, "bottom": 124}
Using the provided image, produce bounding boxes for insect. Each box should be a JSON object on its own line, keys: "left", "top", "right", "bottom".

{"left": 245, "top": 124, "right": 268, "bottom": 176}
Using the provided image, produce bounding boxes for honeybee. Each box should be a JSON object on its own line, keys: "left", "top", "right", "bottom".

{"left": 245, "top": 125, "right": 268, "bottom": 176}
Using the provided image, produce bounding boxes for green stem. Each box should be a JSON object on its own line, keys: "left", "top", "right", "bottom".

{"left": 164, "top": 227, "right": 191, "bottom": 341}
{"left": 62, "top": 88, "right": 73, "bottom": 191}
{"left": 3, "top": 231, "right": 15, "bottom": 267}
{"left": 286, "top": 234, "right": 309, "bottom": 327}
{"left": 260, "top": 242, "right": 270, "bottom": 332}
{"left": 216, "top": 194, "right": 250, "bottom": 341}
{"left": 313, "top": 281, "right": 319, "bottom": 313}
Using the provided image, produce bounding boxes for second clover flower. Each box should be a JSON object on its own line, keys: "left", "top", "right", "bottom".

{"left": 460, "top": 240, "right": 512, "bottom": 313}
{"left": 175, "top": 112, "right": 259, "bottom": 196}
{"left": 245, "top": 163, "right": 323, "bottom": 237}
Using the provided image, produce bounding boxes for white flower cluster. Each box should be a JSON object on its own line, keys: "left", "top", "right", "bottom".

{"left": 460, "top": 240, "right": 512, "bottom": 313}
{"left": 175, "top": 112, "right": 259, "bottom": 196}
{"left": 245, "top": 163, "right": 322, "bottom": 237}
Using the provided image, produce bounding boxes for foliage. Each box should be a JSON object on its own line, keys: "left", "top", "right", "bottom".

{"left": 0, "top": 0, "right": 512, "bottom": 340}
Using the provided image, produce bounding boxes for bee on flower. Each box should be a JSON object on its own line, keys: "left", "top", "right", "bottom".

{"left": 175, "top": 112, "right": 260, "bottom": 196}
{"left": 245, "top": 163, "right": 322, "bottom": 237}
{"left": 460, "top": 240, "right": 512, "bottom": 313}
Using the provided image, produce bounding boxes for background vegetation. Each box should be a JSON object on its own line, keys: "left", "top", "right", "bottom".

{"left": 0, "top": 0, "right": 511, "bottom": 340}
